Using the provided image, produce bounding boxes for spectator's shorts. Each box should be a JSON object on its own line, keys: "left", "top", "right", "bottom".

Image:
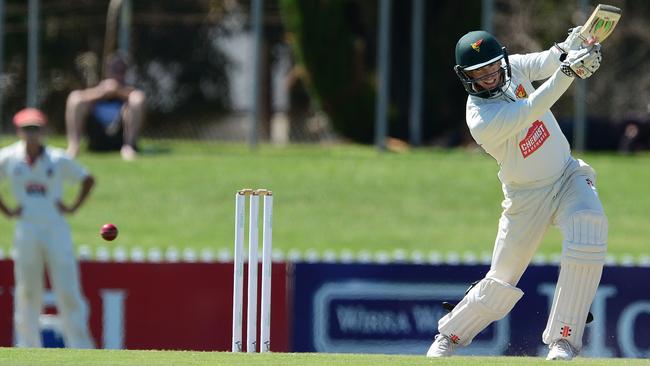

{"left": 87, "top": 100, "right": 124, "bottom": 151}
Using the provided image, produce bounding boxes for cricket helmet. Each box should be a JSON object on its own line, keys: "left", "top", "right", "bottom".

{"left": 454, "top": 30, "right": 511, "bottom": 98}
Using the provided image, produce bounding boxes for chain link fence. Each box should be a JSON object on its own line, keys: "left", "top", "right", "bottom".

{"left": 0, "top": 0, "right": 336, "bottom": 146}
{"left": 2, "top": 1, "right": 648, "bottom": 151}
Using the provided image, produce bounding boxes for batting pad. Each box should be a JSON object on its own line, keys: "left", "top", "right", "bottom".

{"left": 438, "top": 277, "right": 523, "bottom": 347}
{"left": 543, "top": 210, "right": 607, "bottom": 351}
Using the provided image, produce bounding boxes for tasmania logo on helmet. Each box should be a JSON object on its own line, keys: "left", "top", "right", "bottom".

{"left": 471, "top": 39, "right": 483, "bottom": 52}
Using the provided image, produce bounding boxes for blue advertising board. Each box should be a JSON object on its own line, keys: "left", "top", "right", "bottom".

{"left": 291, "top": 263, "right": 650, "bottom": 358}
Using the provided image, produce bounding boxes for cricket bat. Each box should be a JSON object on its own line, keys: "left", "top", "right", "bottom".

{"left": 579, "top": 4, "right": 622, "bottom": 44}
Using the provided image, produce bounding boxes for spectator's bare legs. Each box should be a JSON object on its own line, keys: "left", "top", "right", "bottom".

{"left": 65, "top": 90, "right": 94, "bottom": 158}
{"left": 120, "top": 90, "right": 146, "bottom": 161}
{"left": 65, "top": 79, "right": 142, "bottom": 160}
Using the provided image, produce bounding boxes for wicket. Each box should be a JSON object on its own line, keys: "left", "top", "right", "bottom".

{"left": 232, "top": 188, "right": 273, "bottom": 353}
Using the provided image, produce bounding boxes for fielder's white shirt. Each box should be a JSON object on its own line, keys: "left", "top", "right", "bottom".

{"left": 0, "top": 141, "right": 87, "bottom": 224}
{"left": 466, "top": 47, "right": 575, "bottom": 186}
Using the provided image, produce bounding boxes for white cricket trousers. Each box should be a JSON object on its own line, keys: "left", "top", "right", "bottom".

{"left": 436, "top": 158, "right": 606, "bottom": 350}
{"left": 13, "top": 220, "right": 94, "bottom": 348}
{"left": 487, "top": 158, "right": 605, "bottom": 284}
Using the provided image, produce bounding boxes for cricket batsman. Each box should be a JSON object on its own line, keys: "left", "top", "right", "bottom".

{"left": 427, "top": 28, "right": 606, "bottom": 360}
{"left": 0, "top": 108, "right": 95, "bottom": 348}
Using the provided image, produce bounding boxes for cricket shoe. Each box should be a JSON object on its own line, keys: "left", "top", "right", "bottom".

{"left": 546, "top": 339, "right": 578, "bottom": 361}
{"left": 426, "top": 334, "right": 456, "bottom": 357}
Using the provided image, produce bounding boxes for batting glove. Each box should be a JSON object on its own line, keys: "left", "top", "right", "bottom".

{"left": 555, "top": 26, "right": 585, "bottom": 53}
{"left": 561, "top": 43, "right": 602, "bottom": 79}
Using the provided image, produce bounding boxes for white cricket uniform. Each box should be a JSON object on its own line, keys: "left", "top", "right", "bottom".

{"left": 0, "top": 141, "right": 94, "bottom": 348}
{"left": 437, "top": 47, "right": 607, "bottom": 351}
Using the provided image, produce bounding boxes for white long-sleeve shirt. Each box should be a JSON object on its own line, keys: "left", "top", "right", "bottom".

{"left": 466, "top": 46, "right": 575, "bottom": 186}
{"left": 0, "top": 141, "right": 88, "bottom": 224}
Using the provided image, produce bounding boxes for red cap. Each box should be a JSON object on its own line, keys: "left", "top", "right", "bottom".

{"left": 13, "top": 108, "right": 47, "bottom": 128}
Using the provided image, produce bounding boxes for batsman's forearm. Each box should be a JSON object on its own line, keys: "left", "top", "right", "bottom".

{"left": 472, "top": 69, "right": 574, "bottom": 147}
{"left": 527, "top": 47, "right": 564, "bottom": 81}
{"left": 502, "top": 69, "right": 574, "bottom": 131}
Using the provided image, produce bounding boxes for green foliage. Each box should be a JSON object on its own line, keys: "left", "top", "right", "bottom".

{"left": 1, "top": 1, "right": 232, "bottom": 132}
{"left": 279, "top": 1, "right": 484, "bottom": 144}
{"left": 421, "top": 1, "right": 482, "bottom": 140}
{"left": 130, "top": 2, "right": 232, "bottom": 118}
{"left": 279, "top": 0, "right": 376, "bottom": 142}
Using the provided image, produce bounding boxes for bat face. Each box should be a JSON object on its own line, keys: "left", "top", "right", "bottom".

{"left": 579, "top": 4, "right": 622, "bottom": 44}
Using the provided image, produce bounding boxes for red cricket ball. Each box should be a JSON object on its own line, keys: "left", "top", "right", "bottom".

{"left": 100, "top": 223, "right": 118, "bottom": 241}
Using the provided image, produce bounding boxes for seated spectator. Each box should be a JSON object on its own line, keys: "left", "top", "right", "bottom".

{"left": 618, "top": 120, "right": 649, "bottom": 154}
{"left": 65, "top": 53, "right": 145, "bottom": 161}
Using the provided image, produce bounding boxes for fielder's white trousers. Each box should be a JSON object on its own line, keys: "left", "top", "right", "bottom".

{"left": 13, "top": 220, "right": 94, "bottom": 348}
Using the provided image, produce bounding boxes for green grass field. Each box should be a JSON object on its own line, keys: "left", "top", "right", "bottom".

{"left": 0, "top": 348, "right": 647, "bottom": 366}
{"left": 0, "top": 138, "right": 649, "bottom": 261}
{"left": 0, "top": 140, "right": 648, "bottom": 364}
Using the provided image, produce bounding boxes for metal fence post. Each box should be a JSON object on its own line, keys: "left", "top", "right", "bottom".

{"left": 375, "top": 0, "right": 392, "bottom": 151}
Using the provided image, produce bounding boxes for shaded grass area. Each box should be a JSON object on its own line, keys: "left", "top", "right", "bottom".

{"left": 0, "top": 348, "right": 646, "bottom": 366}
{"left": 0, "top": 138, "right": 648, "bottom": 258}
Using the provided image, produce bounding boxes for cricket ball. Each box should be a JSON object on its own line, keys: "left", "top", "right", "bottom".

{"left": 100, "top": 223, "right": 118, "bottom": 241}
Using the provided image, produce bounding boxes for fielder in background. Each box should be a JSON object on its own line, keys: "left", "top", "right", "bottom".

{"left": 0, "top": 108, "right": 95, "bottom": 348}
{"left": 65, "top": 53, "right": 146, "bottom": 161}
{"left": 427, "top": 28, "right": 606, "bottom": 361}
